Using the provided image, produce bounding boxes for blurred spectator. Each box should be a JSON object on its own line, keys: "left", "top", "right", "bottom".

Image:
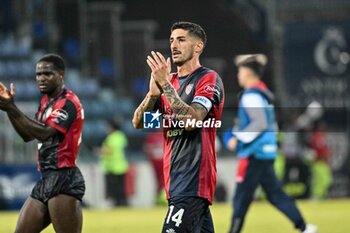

{"left": 281, "top": 102, "right": 324, "bottom": 199}
{"left": 144, "top": 130, "right": 167, "bottom": 205}
{"left": 281, "top": 127, "right": 312, "bottom": 199}
{"left": 100, "top": 120, "right": 129, "bottom": 206}
{"left": 309, "top": 120, "right": 332, "bottom": 199}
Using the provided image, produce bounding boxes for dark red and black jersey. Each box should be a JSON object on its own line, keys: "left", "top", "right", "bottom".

{"left": 159, "top": 66, "right": 225, "bottom": 204}
{"left": 35, "top": 89, "right": 84, "bottom": 171}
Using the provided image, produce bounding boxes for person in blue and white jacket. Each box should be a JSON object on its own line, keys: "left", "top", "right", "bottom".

{"left": 224, "top": 54, "right": 318, "bottom": 233}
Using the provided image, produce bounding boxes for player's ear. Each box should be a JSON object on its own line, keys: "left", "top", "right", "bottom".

{"left": 59, "top": 71, "right": 64, "bottom": 79}
{"left": 195, "top": 40, "right": 204, "bottom": 54}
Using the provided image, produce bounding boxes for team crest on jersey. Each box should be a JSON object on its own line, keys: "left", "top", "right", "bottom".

{"left": 185, "top": 84, "right": 193, "bottom": 95}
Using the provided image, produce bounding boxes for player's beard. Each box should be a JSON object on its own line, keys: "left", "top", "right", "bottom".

{"left": 38, "top": 84, "right": 54, "bottom": 95}
{"left": 39, "top": 89, "right": 51, "bottom": 95}
{"left": 38, "top": 84, "right": 60, "bottom": 96}
{"left": 173, "top": 47, "right": 195, "bottom": 67}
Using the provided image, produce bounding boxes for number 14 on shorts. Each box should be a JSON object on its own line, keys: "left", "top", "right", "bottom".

{"left": 166, "top": 205, "right": 185, "bottom": 227}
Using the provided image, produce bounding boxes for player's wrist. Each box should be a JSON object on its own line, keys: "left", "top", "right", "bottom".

{"left": 0, "top": 100, "right": 15, "bottom": 112}
{"left": 147, "top": 91, "right": 160, "bottom": 98}
{"left": 160, "top": 81, "right": 172, "bottom": 91}
{"left": 153, "top": 76, "right": 169, "bottom": 87}
{"left": 6, "top": 103, "right": 20, "bottom": 117}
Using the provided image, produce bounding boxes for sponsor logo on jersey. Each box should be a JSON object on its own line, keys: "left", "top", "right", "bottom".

{"left": 204, "top": 84, "right": 220, "bottom": 97}
{"left": 166, "top": 229, "right": 176, "bottom": 233}
{"left": 166, "top": 129, "right": 184, "bottom": 138}
{"left": 51, "top": 109, "right": 68, "bottom": 121}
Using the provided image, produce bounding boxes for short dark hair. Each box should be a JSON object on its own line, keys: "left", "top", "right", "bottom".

{"left": 171, "top": 21, "right": 207, "bottom": 47}
{"left": 235, "top": 54, "right": 268, "bottom": 78}
{"left": 38, "top": 54, "right": 65, "bottom": 72}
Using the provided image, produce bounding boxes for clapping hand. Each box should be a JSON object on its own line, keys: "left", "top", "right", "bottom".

{"left": 0, "top": 82, "right": 15, "bottom": 111}
{"left": 147, "top": 51, "right": 171, "bottom": 87}
{"left": 148, "top": 74, "right": 162, "bottom": 97}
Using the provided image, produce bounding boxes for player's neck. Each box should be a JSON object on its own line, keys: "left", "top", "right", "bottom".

{"left": 177, "top": 59, "right": 201, "bottom": 77}
{"left": 244, "top": 79, "right": 260, "bottom": 89}
{"left": 48, "top": 85, "right": 64, "bottom": 99}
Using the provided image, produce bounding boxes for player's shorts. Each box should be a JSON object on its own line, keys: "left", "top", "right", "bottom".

{"left": 31, "top": 167, "right": 85, "bottom": 204}
{"left": 161, "top": 196, "right": 214, "bottom": 233}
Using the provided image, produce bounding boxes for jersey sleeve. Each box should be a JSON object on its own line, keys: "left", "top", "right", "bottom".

{"left": 192, "top": 72, "right": 223, "bottom": 112}
{"left": 45, "top": 99, "right": 77, "bottom": 134}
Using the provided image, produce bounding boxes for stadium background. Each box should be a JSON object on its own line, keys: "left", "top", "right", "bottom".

{"left": 0, "top": 0, "right": 349, "bottom": 231}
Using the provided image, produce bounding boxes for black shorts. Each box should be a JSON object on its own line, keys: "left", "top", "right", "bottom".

{"left": 31, "top": 167, "right": 85, "bottom": 204}
{"left": 161, "top": 196, "right": 214, "bottom": 233}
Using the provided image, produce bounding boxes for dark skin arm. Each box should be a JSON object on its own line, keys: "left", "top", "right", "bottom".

{"left": 0, "top": 82, "right": 58, "bottom": 142}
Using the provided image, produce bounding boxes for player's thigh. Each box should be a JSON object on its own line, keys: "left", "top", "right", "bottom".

{"left": 161, "top": 197, "right": 211, "bottom": 233}
{"left": 234, "top": 158, "right": 263, "bottom": 202}
{"left": 260, "top": 161, "right": 288, "bottom": 201}
{"left": 48, "top": 194, "right": 83, "bottom": 233}
{"left": 260, "top": 161, "right": 283, "bottom": 192}
{"left": 15, "top": 197, "right": 50, "bottom": 233}
{"left": 198, "top": 208, "right": 214, "bottom": 233}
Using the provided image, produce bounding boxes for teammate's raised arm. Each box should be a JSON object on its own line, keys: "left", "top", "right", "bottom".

{"left": 0, "top": 82, "right": 55, "bottom": 141}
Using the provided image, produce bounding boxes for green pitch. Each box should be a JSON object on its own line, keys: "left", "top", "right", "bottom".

{"left": 1, "top": 199, "right": 349, "bottom": 232}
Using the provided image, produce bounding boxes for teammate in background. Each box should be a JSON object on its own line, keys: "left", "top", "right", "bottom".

{"left": 223, "top": 54, "right": 318, "bottom": 233}
{"left": 100, "top": 120, "right": 129, "bottom": 206}
{"left": 132, "top": 22, "right": 224, "bottom": 232}
{"left": 0, "top": 54, "right": 85, "bottom": 233}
